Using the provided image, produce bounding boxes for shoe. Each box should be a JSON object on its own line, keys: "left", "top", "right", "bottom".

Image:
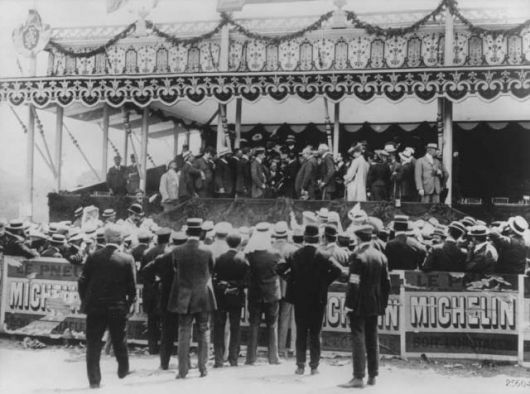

{"left": 160, "top": 365, "right": 169, "bottom": 371}
{"left": 310, "top": 368, "right": 319, "bottom": 375}
{"left": 367, "top": 377, "right": 376, "bottom": 386}
{"left": 270, "top": 360, "right": 282, "bottom": 365}
{"left": 200, "top": 370, "right": 208, "bottom": 377}
{"left": 229, "top": 362, "right": 238, "bottom": 367}
{"left": 213, "top": 363, "right": 223, "bottom": 368}
{"left": 338, "top": 378, "right": 364, "bottom": 388}
{"left": 89, "top": 383, "right": 100, "bottom": 389}
{"left": 118, "top": 370, "right": 132, "bottom": 379}
{"left": 295, "top": 367, "right": 305, "bottom": 375}
{"left": 176, "top": 374, "right": 186, "bottom": 379}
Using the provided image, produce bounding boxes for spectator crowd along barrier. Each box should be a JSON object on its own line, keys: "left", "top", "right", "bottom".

{"left": 1, "top": 255, "right": 529, "bottom": 366}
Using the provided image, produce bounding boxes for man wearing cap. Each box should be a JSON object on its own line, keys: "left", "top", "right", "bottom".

{"left": 245, "top": 222, "right": 283, "bottom": 365}
{"left": 78, "top": 225, "right": 136, "bottom": 388}
{"left": 286, "top": 135, "right": 298, "bottom": 157}
{"left": 167, "top": 218, "right": 216, "bottom": 379}
{"left": 179, "top": 151, "right": 204, "bottom": 200}
{"left": 321, "top": 225, "right": 350, "bottom": 266}
{"left": 422, "top": 221, "right": 467, "bottom": 272}
{"left": 384, "top": 215, "right": 426, "bottom": 271}
{"left": 414, "top": 143, "right": 448, "bottom": 203}
{"left": 215, "top": 148, "right": 234, "bottom": 198}
{"left": 210, "top": 222, "right": 232, "bottom": 261}
{"left": 212, "top": 232, "right": 249, "bottom": 367}
{"left": 106, "top": 155, "right": 128, "bottom": 196}
{"left": 317, "top": 144, "right": 336, "bottom": 200}
{"left": 295, "top": 146, "right": 318, "bottom": 200}
{"left": 102, "top": 209, "right": 117, "bottom": 225}
{"left": 235, "top": 147, "right": 252, "bottom": 197}
{"left": 280, "top": 224, "right": 343, "bottom": 375}
{"left": 272, "top": 221, "right": 298, "bottom": 359}
{"left": 489, "top": 217, "right": 528, "bottom": 274}
{"left": 340, "top": 224, "right": 390, "bottom": 388}
{"left": 41, "top": 234, "right": 67, "bottom": 258}
{"left": 140, "top": 228, "right": 171, "bottom": 355}
{"left": 465, "top": 225, "right": 498, "bottom": 274}
{"left": 125, "top": 203, "right": 145, "bottom": 229}
{"left": 251, "top": 147, "right": 268, "bottom": 198}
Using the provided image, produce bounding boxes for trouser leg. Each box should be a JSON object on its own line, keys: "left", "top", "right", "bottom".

{"left": 349, "top": 314, "right": 367, "bottom": 379}
{"left": 147, "top": 312, "right": 161, "bottom": 354}
{"left": 278, "top": 300, "right": 291, "bottom": 355}
{"left": 159, "top": 312, "right": 178, "bottom": 369}
{"left": 107, "top": 307, "right": 129, "bottom": 378}
{"left": 246, "top": 302, "right": 261, "bottom": 365}
{"left": 86, "top": 313, "right": 107, "bottom": 386}
{"left": 196, "top": 312, "right": 210, "bottom": 374}
{"left": 308, "top": 307, "right": 325, "bottom": 370}
{"left": 228, "top": 308, "right": 242, "bottom": 366}
{"left": 365, "top": 316, "right": 379, "bottom": 378}
{"left": 213, "top": 310, "right": 227, "bottom": 366}
{"left": 265, "top": 301, "right": 279, "bottom": 364}
{"left": 177, "top": 314, "right": 193, "bottom": 378}
{"left": 294, "top": 308, "right": 308, "bottom": 369}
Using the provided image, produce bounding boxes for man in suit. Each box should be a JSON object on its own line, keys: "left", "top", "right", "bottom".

{"left": 141, "top": 232, "right": 184, "bottom": 370}
{"left": 140, "top": 228, "right": 171, "bottom": 355}
{"left": 250, "top": 147, "right": 268, "bottom": 198}
{"left": 126, "top": 154, "right": 140, "bottom": 195}
{"left": 131, "top": 231, "right": 152, "bottom": 265}
{"left": 414, "top": 143, "right": 448, "bottom": 203}
{"left": 366, "top": 150, "right": 391, "bottom": 201}
{"left": 283, "top": 151, "right": 299, "bottom": 199}
{"left": 167, "top": 218, "right": 216, "bottom": 379}
{"left": 106, "top": 155, "right": 128, "bottom": 196}
{"left": 384, "top": 215, "right": 427, "bottom": 271}
{"left": 320, "top": 225, "right": 350, "bottom": 267}
{"left": 490, "top": 216, "right": 528, "bottom": 274}
{"left": 41, "top": 234, "right": 67, "bottom": 258}
{"left": 281, "top": 224, "right": 343, "bottom": 375}
{"left": 193, "top": 147, "right": 215, "bottom": 198}
{"left": 178, "top": 152, "right": 204, "bottom": 200}
{"left": 245, "top": 222, "right": 283, "bottom": 365}
{"left": 78, "top": 225, "right": 136, "bottom": 389}
{"left": 339, "top": 225, "right": 390, "bottom": 388}
{"left": 234, "top": 147, "right": 251, "bottom": 197}
{"left": 212, "top": 232, "right": 249, "bottom": 367}
{"left": 215, "top": 148, "right": 234, "bottom": 198}
{"left": 465, "top": 225, "right": 498, "bottom": 274}
{"left": 422, "top": 221, "right": 467, "bottom": 272}
{"left": 295, "top": 147, "right": 318, "bottom": 199}
{"left": 317, "top": 144, "right": 336, "bottom": 200}
{"left": 397, "top": 147, "right": 417, "bottom": 202}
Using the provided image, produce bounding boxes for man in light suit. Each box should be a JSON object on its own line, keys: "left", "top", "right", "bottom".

{"left": 414, "top": 143, "right": 448, "bottom": 203}
{"left": 167, "top": 218, "right": 217, "bottom": 379}
{"left": 250, "top": 147, "right": 268, "bottom": 198}
{"left": 317, "top": 144, "right": 336, "bottom": 200}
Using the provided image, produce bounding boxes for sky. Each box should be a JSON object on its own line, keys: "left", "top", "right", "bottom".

{"left": 0, "top": 0, "right": 529, "bottom": 221}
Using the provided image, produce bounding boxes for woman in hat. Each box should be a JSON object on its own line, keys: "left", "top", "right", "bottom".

{"left": 343, "top": 143, "right": 369, "bottom": 202}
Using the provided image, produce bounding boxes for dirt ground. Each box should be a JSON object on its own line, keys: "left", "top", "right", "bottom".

{"left": 0, "top": 338, "right": 529, "bottom": 394}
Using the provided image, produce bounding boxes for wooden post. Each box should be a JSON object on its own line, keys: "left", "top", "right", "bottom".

{"left": 55, "top": 105, "right": 64, "bottom": 192}
{"left": 101, "top": 104, "right": 109, "bottom": 179}
{"left": 216, "top": 104, "right": 226, "bottom": 152}
{"left": 173, "top": 122, "right": 179, "bottom": 158}
{"left": 25, "top": 56, "right": 37, "bottom": 220}
{"left": 441, "top": 8, "right": 454, "bottom": 205}
{"left": 333, "top": 102, "right": 340, "bottom": 155}
{"left": 123, "top": 128, "right": 129, "bottom": 166}
{"left": 140, "top": 108, "right": 149, "bottom": 192}
{"left": 235, "top": 98, "right": 242, "bottom": 149}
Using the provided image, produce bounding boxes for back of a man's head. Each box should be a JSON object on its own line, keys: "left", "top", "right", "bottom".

{"left": 104, "top": 224, "right": 123, "bottom": 245}
{"left": 226, "top": 232, "right": 242, "bottom": 249}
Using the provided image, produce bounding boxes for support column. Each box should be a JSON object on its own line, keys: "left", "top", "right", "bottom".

{"left": 235, "top": 98, "right": 242, "bottom": 149}
{"left": 333, "top": 102, "right": 340, "bottom": 155}
{"left": 123, "top": 128, "right": 129, "bottom": 166}
{"left": 24, "top": 56, "right": 37, "bottom": 220}
{"left": 216, "top": 104, "right": 227, "bottom": 152}
{"left": 442, "top": 99, "right": 453, "bottom": 205}
{"left": 139, "top": 108, "right": 149, "bottom": 192}
{"left": 173, "top": 122, "right": 179, "bottom": 158}
{"left": 219, "top": 23, "right": 230, "bottom": 71}
{"left": 101, "top": 105, "right": 109, "bottom": 179}
{"left": 55, "top": 106, "right": 64, "bottom": 192}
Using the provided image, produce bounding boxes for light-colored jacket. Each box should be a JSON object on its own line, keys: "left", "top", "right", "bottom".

{"left": 414, "top": 155, "right": 447, "bottom": 195}
{"left": 159, "top": 169, "right": 179, "bottom": 202}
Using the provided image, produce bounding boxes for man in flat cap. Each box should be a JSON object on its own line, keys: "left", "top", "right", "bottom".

{"left": 339, "top": 225, "right": 390, "bottom": 389}
{"left": 78, "top": 225, "right": 136, "bottom": 389}
{"left": 414, "top": 143, "right": 448, "bottom": 203}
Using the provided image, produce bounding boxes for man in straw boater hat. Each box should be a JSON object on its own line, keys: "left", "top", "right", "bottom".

{"left": 78, "top": 224, "right": 136, "bottom": 389}
{"left": 489, "top": 216, "right": 529, "bottom": 274}
{"left": 167, "top": 218, "right": 216, "bottom": 379}
{"left": 384, "top": 215, "right": 426, "bottom": 271}
{"left": 278, "top": 224, "right": 343, "bottom": 375}
{"left": 414, "top": 142, "right": 448, "bottom": 203}
{"left": 1, "top": 219, "right": 38, "bottom": 258}
{"left": 465, "top": 225, "right": 498, "bottom": 274}
{"left": 421, "top": 221, "right": 468, "bottom": 272}
{"left": 339, "top": 224, "right": 390, "bottom": 389}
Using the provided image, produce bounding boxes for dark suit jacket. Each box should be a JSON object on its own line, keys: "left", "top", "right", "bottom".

{"left": 283, "top": 245, "right": 341, "bottom": 309}
{"left": 193, "top": 156, "right": 215, "bottom": 196}
{"left": 214, "top": 158, "right": 234, "bottom": 195}
{"left": 78, "top": 245, "right": 136, "bottom": 314}
{"left": 367, "top": 162, "right": 391, "bottom": 195}
{"left": 295, "top": 157, "right": 318, "bottom": 198}
{"left": 235, "top": 156, "right": 251, "bottom": 195}
{"left": 250, "top": 159, "right": 267, "bottom": 198}
{"left": 140, "top": 244, "right": 167, "bottom": 313}
{"left": 319, "top": 153, "right": 336, "bottom": 193}
{"left": 384, "top": 234, "right": 426, "bottom": 271}
{"left": 131, "top": 243, "right": 149, "bottom": 263}
{"left": 397, "top": 159, "right": 417, "bottom": 198}
{"left": 167, "top": 239, "right": 217, "bottom": 314}
{"left": 106, "top": 165, "right": 128, "bottom": 195}
{"left": 345, "top": 243, "right": 390, "bottom": 317}
{"left": 490, "top": 232, "right": 527, "bottom": 274}
{"left": 213, "top": 249, "right": 249, "bottom": 310}
{"left": 178, "top": 161, "right": 201, "bottom": 199}
{"left": 141, "top": 249, "right": 175, "bottom": 314}
{"left": 246, "top": 249, "right": 282, "bottom": 303}
{"left": 466, "top": 242, "right": 497, "bottom": 274}
{"left": 421, "top": 240, "right": 466, "bottom": 272}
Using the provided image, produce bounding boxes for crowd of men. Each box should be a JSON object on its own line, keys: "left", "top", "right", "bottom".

{"left": 1, "top": 204, "right": 529, "bottom": 389}
{"left": 107, "top": 138, "right": 450, "bottom": 205}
